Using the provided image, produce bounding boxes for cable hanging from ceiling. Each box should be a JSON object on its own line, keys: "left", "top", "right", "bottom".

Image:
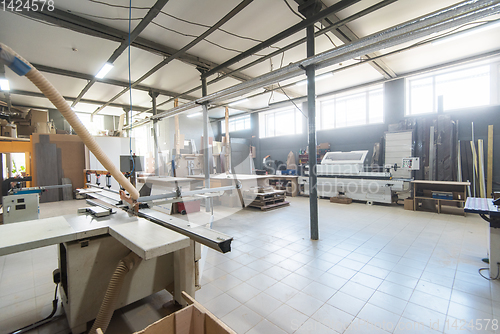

{"left": 88, "top": 0, "right": 278, "bottom": 47}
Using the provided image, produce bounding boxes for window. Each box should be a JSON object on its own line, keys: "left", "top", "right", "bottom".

{"left": 76, "top": 113, "right": 104, "bottom": 135}
{"left": 317, "top": 84, "right": 384, "bottom": 130}
{"left": 221, "top": 115, "right": 251, "bottom": 133}
{"left": 405, "top": 61, "right": 496, "bottom": 115}
{"left": 259, "top": 107, "right": 303, "bottom": 138}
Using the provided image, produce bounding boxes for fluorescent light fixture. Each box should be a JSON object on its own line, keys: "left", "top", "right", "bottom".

{"left": 0, "top": 79, "right": 10, "bottom": 91}
{"left": 228, "top": 98, "right": 249, "bottom": 106}
{"left": 295, "top": 72, "right": 333, "bottom": 86}
{"left": 432, "top": 20, "right": 500, "bottom": 46}
{"left": 187, "top": 112, "right": 202, "bottom": 118}
{"left": 95, "top": 62, "right": 114, "bottom": 79}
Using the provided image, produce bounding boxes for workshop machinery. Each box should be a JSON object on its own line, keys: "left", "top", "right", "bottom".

{"left": 1, "top": 176, "right": 72, "bottom": 224}
{"left": 298, "top": 150, "right": 417, "bottom": 204}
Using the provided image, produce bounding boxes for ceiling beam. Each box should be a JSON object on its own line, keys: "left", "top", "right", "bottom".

{"left": 202, "top": 0, "right": 362, "bottom": 79}
{"left": 31, "top": 63, "right": 198, "bottom": 101}
{"left": 71, "top": 0, "right": 170, "bottom": 108}
{"left": 8, "top": 89, "right": 157, "bottom": 113}
{"left": 308, "top": 0, "right": 398, "bottom": 79}
{"left": 92, "top": 0, "right": 254, "bottom": 115}
{"left": 14, "top": 6, "right": 251, "bottom": 83}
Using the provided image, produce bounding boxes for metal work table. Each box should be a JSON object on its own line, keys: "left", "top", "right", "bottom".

{"left": 464, "top": 197, "right": 500, "bottom": 278}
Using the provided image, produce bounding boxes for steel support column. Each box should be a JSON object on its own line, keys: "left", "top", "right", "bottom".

{"left": 201, "top": 71, "right": 211, "bottom": 213}
{"left": 150, "top": 91, "right": 161, "bottom": 176}
{"left": 306, "top": 16, "right": 319, "bottom": 241}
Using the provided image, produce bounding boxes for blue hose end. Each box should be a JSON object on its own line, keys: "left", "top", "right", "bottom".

{"left": 9, "top": 57, "right": 31, "bottom": 76}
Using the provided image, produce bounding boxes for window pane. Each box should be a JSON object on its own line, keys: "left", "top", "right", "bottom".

{"left": 368, "top": 89, "right": 384, "bottom": 124}
{"left": 259, "top": 114, "right": 266, "bottom": 138}
{"left": 320, "top": 100, "right": 335, "bottom": 130}
{"left": 295, "top": 110, "right": 303, "bottom": 134}
{"left": 435, "top": 65, "right": 490, "bottom": 111}
{"left": 408, "top": 77, "right": 433, "bottom": 115}
{"left": 335, "top": 92, "right": 366, "bottom": 128}
{"left": 266, "top": 113, "right": 275, "bottom": 138}
{"left": 275, "top": 110, "right": 295, "bottom": 136}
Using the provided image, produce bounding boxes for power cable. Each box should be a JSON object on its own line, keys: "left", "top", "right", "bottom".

{"left": 151, "top": 22, "right": 268, "bottom": 56}
{"left": 88, "top": 0, "right": 279, "bottom": 47}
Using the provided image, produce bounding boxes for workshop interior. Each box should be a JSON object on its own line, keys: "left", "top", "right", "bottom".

{"left": 1, "top": 0, "right": 500, "bottom": 333}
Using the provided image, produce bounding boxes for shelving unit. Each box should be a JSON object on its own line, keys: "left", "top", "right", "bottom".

{"left": 412, "top": 180, "right": 470, "bottom": 216}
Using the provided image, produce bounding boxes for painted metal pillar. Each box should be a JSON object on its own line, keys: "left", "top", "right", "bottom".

{"left": 201, "top": 73, "right": 211, "bottom": 212}
{"left": 306, "top": 18, "right": 319, "bottom": 240}
{"left": 149, "top": 90, "right": 160, "bottom": 176}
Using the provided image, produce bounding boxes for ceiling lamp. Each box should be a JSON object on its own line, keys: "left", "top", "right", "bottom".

{"left": 95, "top": 62, "right": 114, "bottom": 79}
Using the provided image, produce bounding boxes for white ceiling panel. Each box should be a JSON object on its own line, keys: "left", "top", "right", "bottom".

{"left": 0, "top": 11, "right": 120, "bottom": 76}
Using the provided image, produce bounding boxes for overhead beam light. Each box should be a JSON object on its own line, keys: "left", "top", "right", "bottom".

{"left": 432, "top": 20, "right": 500, "bottom": 46}
{"left": 295, "top": 72, "right": 333, "bottom": 86}
{"left": 0, "top": 79, "right": 10, "bottom": 91}
{"left": 228, "top": 98, "right": 249, "bottom": 106}
{"left": 95, "top": 62, "right": 114, "bottom": 79}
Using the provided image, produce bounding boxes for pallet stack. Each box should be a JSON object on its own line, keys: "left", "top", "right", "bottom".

{"left": 244, "top": 188, "right": 290, "bottom": 210}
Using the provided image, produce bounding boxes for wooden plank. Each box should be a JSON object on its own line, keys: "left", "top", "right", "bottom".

{"left": 411, "top": 180, "right": 470, "bottom": 186}
{"left": 35, "top": 135, "right": 59, "bottom": 203}
{"left": 487, "top": 125, "right": 494, "bottom": 198}
{"left": 478, "top": 139, "right": 486, "bottom": 198}
{"left": 470, "top": 141, "right": 479, "bottom": 196}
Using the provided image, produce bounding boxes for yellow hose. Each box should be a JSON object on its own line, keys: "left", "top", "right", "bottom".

{"left": 0, "top": 43, "right": 140, "bottom": 200}
{"left": 90, "top": 252, "right": 141, "bottom": 334}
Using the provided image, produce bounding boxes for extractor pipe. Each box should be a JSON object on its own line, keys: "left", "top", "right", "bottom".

{"left": 0, "top": 43, "right": 140, "bottom": 200}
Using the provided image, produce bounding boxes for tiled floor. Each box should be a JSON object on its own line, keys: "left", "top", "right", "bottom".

{"left": 1, "top": 197, "right": 499, "bottom": 334}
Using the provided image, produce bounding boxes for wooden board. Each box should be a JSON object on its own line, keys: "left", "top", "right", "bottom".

{"left": 32, "top": 134, "right": 85, "bottom": 194}
{"left": 35, "top": 135, "right": 60, "bottom": 203}
{"left": 488, "top": 125, "right": 493, "bottom": 198}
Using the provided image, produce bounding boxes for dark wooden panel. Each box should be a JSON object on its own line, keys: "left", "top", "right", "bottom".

{"left": 36, "top": 135, "right": 60, "bottom": 203}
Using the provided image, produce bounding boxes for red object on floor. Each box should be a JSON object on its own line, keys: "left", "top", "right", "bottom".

{"left": 177, "top": 200, "right": 200, "bottom": 214}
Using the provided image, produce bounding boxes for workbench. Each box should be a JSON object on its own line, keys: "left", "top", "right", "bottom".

{"left": 412, "top": 180, "right": 469, "bottom": 215}
{"left": 464, "top": 197, "right": 500, "bottom": 278}
{"left": 0, "top": 210, "right": 199, "bottom": 333}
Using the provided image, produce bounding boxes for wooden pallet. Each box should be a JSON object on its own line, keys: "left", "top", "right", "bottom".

{"left": 251, "top": 200, "right": 290, "bottom": 211}
{"left": 245, "top": 190, "right": 289, "bottom": 210}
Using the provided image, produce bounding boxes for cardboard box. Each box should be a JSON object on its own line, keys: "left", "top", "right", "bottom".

{"left": 317, "top": 143, "right": 330, "bottom": 150}
{"left": 330, "top": 196, "right": 352, "bottom": 204}
{"left": 404, "top": 198, "right": 414, "bottom": 210}
{"left": 133, "top": 292, "right": 235, "bottom": 334}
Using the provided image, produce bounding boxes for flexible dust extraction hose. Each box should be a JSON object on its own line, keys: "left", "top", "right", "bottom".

{"left": 0, "top": 43, "right": 140, "bottom": 200}
{"left": 89, "top": 251, "right": 141, "bottom": 334}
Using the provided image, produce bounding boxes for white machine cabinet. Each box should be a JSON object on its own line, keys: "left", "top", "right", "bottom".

{"left": 59, "top": 234, "right": 177, "bottom": 334}
{"left": 2, "top": 193, "right": 39, "bottom": 224}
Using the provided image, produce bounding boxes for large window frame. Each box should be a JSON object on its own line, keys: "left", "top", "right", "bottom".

{"left": 405, "top": 60, "right": 500, "bottom": 116}
{"left": 221, "top": 114, "right": 251, "bottom": 134}
{"left": 259, "top": 106, "right": 303, "bottom": 139}
{"left": 316, "top": 84, "right": 384, "bottom": 130}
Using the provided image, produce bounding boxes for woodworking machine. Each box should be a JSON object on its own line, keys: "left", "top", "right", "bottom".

{"left": 298, "top": 150, "right": 413, "bottom": 204}
{"left": 0, "top": 183, "right": 234, "bottom": 334}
